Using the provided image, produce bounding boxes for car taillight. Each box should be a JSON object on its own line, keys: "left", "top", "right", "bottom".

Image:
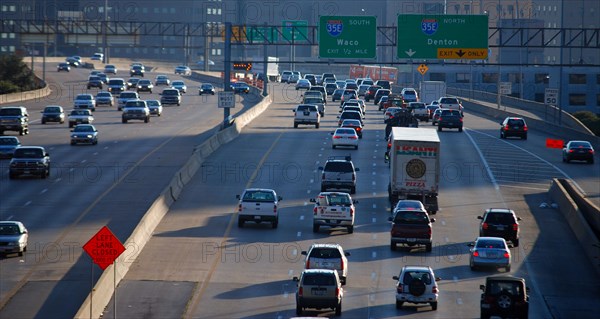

{"left": 473, "top": 251, "right": 480, "bottom": 257}
{"left": 333, "top": 135, "right": 342, "bottom": 139}
{"left": 387, "top": 143, "right": 391, "bottom": 148}
{"left": 432, "top": 286, "right": 438, "bottom": 294}
{"left": 459, "top": 117, "right": 463, "bottom": 122}
{"left": 340, "top": 258, "right": 344, "bottom": 272}
{"left": 484, "top": 295, "right": 496, "bottom": 303}
{"left": 298, "top": 287, "right": 303, "bottom": 297}
{"left": 350, "top": 207, "right": 354, "bottom": 217}
{"left": 335, "top": 287, "right": 340, "bottom": 297}
{"left": 482, "top": 222, "right": 489, "bottom": 230}
{"left": 569, "top": 149, "right": 574, "bottom": 153}
{"left": 503, "top": 251, "right": 510, "bottom": 258}
{"left": 313, "top": 207, "right": 318, "bottom": 215}
{"left": 504, "top": 124, "right": 510, "bottom": 130}
{"left": 306, "top": 260, "right": 310, "bottom": 268}
{"left": 238, "top": 204, "right": 242, "bottom": 212}
{"left": 352, "top": 174, "right": 356, "bottom": 182}
{"left": 273, "top": 205, "right": 277, "bottom": 214}
{"left": 349, "top": 136, "right": 358, "bottom": 139}
{"left": 523, "top": 125, "right": 528, "bottom": 131}
{"left": 590, "top": 150, "right": 595, "bottom": 154}
{"left": 356, "top": 127, "right": 361, "bottom": 131}
{"left": 512, "top": 223, "right": 518, "bottom": 231}
{"left": 397, "top": 285, "right": 403, "bottom": 293}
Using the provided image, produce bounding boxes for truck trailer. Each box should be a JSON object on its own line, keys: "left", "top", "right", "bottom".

{"left": 386, "top": 127, "right": 440, "bottom": 214}
{"left": 419, "top": 81, "right": 447, "bottom": 105}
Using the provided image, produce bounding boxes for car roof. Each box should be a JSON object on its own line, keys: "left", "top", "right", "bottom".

{"left": 486, "top": 275, "right": 526, "bottom": 283}
{"left": 476, "top": 236, "right": 507, "bottom": 243}
{"left": 302, "top": 269, "right": 337, "bottom": 275}
{"left": 486, "top": 208, "right": 514, "bottom": 214}
{"left": 402, "top": 265, "right": 433, "bottom": 272}
{"left": 309, "top": 243, "right": 342, "bottom": 249}
{"left": 243, "top": 188, "right": 276, "bottom": 192}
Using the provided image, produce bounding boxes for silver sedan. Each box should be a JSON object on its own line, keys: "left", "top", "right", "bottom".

{"left": 331, "top": 128, "right": 359, "bottom": 150}
{"left": 469, "top": 237, "right": 511, "bottom": 272}
{"left": 146, "top": 100, "right": 163, "bottom": 116}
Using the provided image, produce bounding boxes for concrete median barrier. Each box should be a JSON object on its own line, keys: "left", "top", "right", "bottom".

{"left": 75, "top": 92, "right": 273, "bottom": 319}
{"left": 548, "top": 179, "right": 600, "bottom": 277}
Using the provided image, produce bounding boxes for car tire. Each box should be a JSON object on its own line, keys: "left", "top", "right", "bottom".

{"left": 41, "top": 119, "right": 46, "bottom": 124}
{"left": 395, "top": 300, "right": 403, "bottom": 309}
{"left": 335, "top": 302, "right": 342, "bottom": 316}
{"left": 431, "top": 302, "right": 438, "bottom": 311}
{"left": 19, "top": 129, "right": 25, "bottom": 136}
{"left": 9, "top": 172, "right": 16, "bottom": 179}
{"left": 238, "top": 218, "right": 244, "bottom": 228}
{"left": 144, "top": 117, "right": 149, "bottom": 123}
{"left": 458, "top": 127, "right": 463, "bottom": 132}
{"left": 438, "top": 127, "right": 442, "bottom": 131}
{"left": 354, "top": 145, "right": 358, "bottom": 150}
{"left": 480, "top": 311, "right": 491, "bottom": 319}
{"left": 272, "top": 219, "right": 278, "bottom": 229}
{"left": 315, "top": 123, "right": 320, "bottom": 129}
{"left": 500, "top": 132, "right": 504, "bottom": 138}
{"left": 425, "top": 243, "right": 432, "bottom": 252}
{"left": 70, "top": 141, "right": 76, "bottom": 145}
{"left": 390, "top": 242, "right": 396, "bottom": 251}
{"left": 522, "top": 134, "right": 527, "bottom": 140}
{"left": 332, "top": 145, "right": 336, "bottom": 149}
{"left": 296, "top": 304, "right": 302, "bottom": 316}
{"left": 589, "top": 158, "right": 594, "bottom": 164}
{"left": 350, "top": 186, "right": 356, "bottom": 194}
{"left": 312, "top": 224, "right": 319, "bottom": 233}
{"left": 513, "top": 238, "right": 520, "bottom": 247}
{"left": 41, "top": 171, "right": 47, "bottom": 179}
{"left": 18, "top": 251, "right": 24, "bottom": 257}
{"left": 294, "top": 123, "right": 298, "bottom": 128}
{"left": 506, "top": 264, "right": 511, "bottom": 272}
{"left": 348, "top": 225, "right": 354, "bottom": 234}
{"left": 122, "top": 119, "right": 127, "bottom": 124}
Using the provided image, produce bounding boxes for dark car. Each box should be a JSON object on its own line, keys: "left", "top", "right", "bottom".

{"left": 365, "top": 85, "right": 382, "bottom": 102}
{"left": 375, "top": 80, "right": 391, "bottom": 89}
{"left": 160, "top": 88, "right": 182, "bottom": 106}
{"left": 41, "top": 105, "right": 65, "bottom": 124}
{"left": 373, "top": 88, "right": 391, "bottom": 105}
{"left": 0, "top": 106, "right": 29, "bottom": 136}
{"left": 562, "top": 140, "right": 595, "bottom": 164}
{"left": 304, "top": 74, "right": 317, "bottom": 85}
{"left": 107, "top": 78, "right": 127, "bottom": 94}
{"left": 9, "top": 146, "right": 50, "bottom": 179}
{"left": 199, "top": 83, "right": 216, "bottom": 95}
{"left": 325, "top": 83, "right": 338, "bottom": 96}
{"left": 127, "top": 77, "right": 141, "bottom": 89}
{"left": 136, "top": 79, "right": 154, "bottom": 93}
{"left": 331, "top": 89, "right": 344, "bottom": 102}
{"left": 426, "top": 105, "right": 439, "bottom": 119}
{"left": 0, "top": 136, "right": 21, "bottom": 159}
{"left": 57, "top": 62, "right": 70, "bottom": 72}
{"left": 87, "top": 76, "right": 103, "bottom": 89}
{"left": 338, "top": 110, "right": 363, "bottom": 126}
{"left": 500, "top": 117, "right": 528, "bottom": 139}
{"left": 437, "top": 109, "right": 463, "bottom": 132}
{"left": 130, "top": 65, "right": 145, "bottom": 77}
{"left": 477, "top": 208, "right": 521, "bottom": 247}
{"left": 480, "top": 276, "right": 529, "bottom": 319}
{"left": 341, "top": 119, "right": 363, "bottom": 138}
{"left": 231, "top": 82, "right": 250, "bottom": 94}
{"left": 388, "top": 200, "right": 435, "bottom": 252}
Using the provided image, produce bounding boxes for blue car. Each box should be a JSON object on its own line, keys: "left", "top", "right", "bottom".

{"left": 231, "top": 82, "right": 250, "bottom": 94}
{"left": 0, "top": 136, "right": 21, "bottom": 159}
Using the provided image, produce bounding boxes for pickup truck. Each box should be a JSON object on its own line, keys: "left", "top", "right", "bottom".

{"left": 311, "top": 192, "right": 357, "bottom": 233}
{"left": 9, "top": 146, "right": 51, "bottom": 179}
{"left": 293, "top": 104, "right": 320, "bottom": 128}
{"left": 437, "top": 97, "right": 463, "bottom": 113}
{"left": 408, "top": 102, "right": 429, "bottom": 122}
{"left": 236, "top": 188, "right": 282, "bottom": 228}
{"left": 388, "top": 200, "right": 435, "bottom": 252}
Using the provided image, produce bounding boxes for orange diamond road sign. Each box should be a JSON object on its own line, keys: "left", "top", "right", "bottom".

{"left": 417, "top": 64, "right": 428, "bottom": 75}
{"left": 546, "top": 138, "right": 564, "bottom": 149}
{"left": 83, "top": 226, "right": 126, "bottom": 270}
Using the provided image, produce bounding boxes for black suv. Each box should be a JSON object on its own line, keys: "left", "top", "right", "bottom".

{"left": 160, "top": 88, "right": 182, "bottom": 106}
{"left": 437, "top": 109, "right": 463, "bottom": 132}
{"left": 0, "top": 106, "right": 29, "bottom": 136}
{"left": 477, "top": 208, "right": 521, "bottom": 247}
{"left": 480, "top": 276, "right": 529, "bottom": 319}
{"left": 500, "top": 117, "right": 528, "bottom": 140}
{"left": 319, "top": 156, "right": 359, "bottom": 194}
{"left": 9, "top": 146, "right": 51, "bottom": 179}
{"left": 87, "top": 76, "right": 103, "bottom": 89}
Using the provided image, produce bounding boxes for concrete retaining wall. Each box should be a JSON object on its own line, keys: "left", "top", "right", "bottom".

{"left": 548, "top": 179, "right": 600, "bottom": 277}
{"left": 0, "top": 75, "right": 51, "bottom": 105}
{"left": 74, "top": 92, "right": 273, "bottom": 319}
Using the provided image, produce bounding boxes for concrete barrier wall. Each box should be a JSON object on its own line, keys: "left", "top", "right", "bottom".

{"left": 558, "top": 179, "right": 600, "bottom": 239}
{"left": 548, "top": 179, "right": 600, "bottom": 277}
{"left": 0, "top": 75, "right": 51, "bottom": 105}
{"left": 75, "top": 93, "right": 273, "bottom": 319}
{"left": 462, "top": 100, "right": 600, "bottom": 150}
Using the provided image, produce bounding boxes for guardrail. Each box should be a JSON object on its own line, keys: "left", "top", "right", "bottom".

{"left": 74, "top": 78, "right": 272, "bottom": 319}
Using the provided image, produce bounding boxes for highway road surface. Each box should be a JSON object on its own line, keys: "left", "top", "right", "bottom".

{"left": 95, "top": 82, "right": 599, "bottom": 318}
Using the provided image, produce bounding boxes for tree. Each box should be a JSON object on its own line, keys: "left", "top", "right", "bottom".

{"left": 0, "top": 54, "right": 37, "bottom": 94}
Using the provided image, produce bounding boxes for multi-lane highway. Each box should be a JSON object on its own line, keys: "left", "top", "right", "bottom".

{"left": 0, "top": 60, "right": 261, "bottom": 318}
{"left": 92, "top": 82, "right": 598, "bottom": 318}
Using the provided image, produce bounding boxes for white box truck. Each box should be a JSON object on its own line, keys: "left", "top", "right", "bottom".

{"left": 419, "top": 81, "right": 446, "bottom": 105}
{"left": 386, "top": 127, "right": 440, "bottom": 214}
{"left": 252, "top": 56, "right": 280, "bottom": 82}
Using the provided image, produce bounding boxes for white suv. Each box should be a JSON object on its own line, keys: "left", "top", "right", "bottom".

{"left": 392, "top": 265, "right": 440, "bottom": 310}
{"left": 301, "top": 243, "right": 350, "bottom": 285}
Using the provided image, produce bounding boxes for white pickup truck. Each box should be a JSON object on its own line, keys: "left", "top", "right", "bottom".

{"left": 437, "top": 97, "right": 463, "bottom": 113}
{"left": 236, "top": 188, "right": 282, "bottom": 228}
{"left": 408, "top": 102, "right": 429, "bottom": 122}
{"left": 310, "top": 192, "right": 357, "bottom": 233}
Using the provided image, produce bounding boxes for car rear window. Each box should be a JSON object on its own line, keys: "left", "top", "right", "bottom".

{"left": 441, "top": 110, "right": 461, "bottom": 116}
{"left": 318, "top": 193, "right": 352, "bottom": 206}
{"left": 324, "top": 162, "right": 354, "bottom": 173}
{"left": 402, "top": 271, "right": 432, "bottom": 285}
{"left": 393, "top": 211, "right": 429, "bottom": 224}
{"left": 488, "top": 281, "right": 523, "bottom": 296}
{"left": 242, "top": 190, "right": 275, "bottom": 202}
{"left": 120, "top": 92, "right": 138, "bottom": 98}
{"left": 440, "top": 98, "right": 459, "bottom": 104}
{"left": 507, "top": 119, "right": 525, "bottom": 126}
{"left": 309, "top": 248, "right": 342, "bottom": 259}
{"left": 476, "top": 239, "right": 505, "bottom": 249}
{"left": 303, "top": 273, "right": 335, "bottom": 286}
{"left": 485, "top": 212, "right": 515, "bottom": 223}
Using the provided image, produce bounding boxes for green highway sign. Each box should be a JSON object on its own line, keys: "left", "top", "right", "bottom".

{"left": 319, "top": 15, "right": 376, "bottom": 59}
{"left": 282, "top": 20, "right": 308, "bottom": 41}
{"left": 397, "top": 14, "right": 488, "bottom": 60}
{"left": 247, "top": 26, "right": 278, "bottom": 43}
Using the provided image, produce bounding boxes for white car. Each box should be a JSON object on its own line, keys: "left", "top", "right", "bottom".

{"left": 174, "top": 65, "right": 191, "bottom": 75}
{"left": 0, "top": 221, "right": 28, "bottom": 257}
{"left": 91, "top": 53, "right": 104, "bottom": 61}
{"left": 73, "top": 94, "right": 96, "bottom": 112}
{"left": 331, "top": 127, "right": 359, "bottom": 150}
{"left": 392, "top": 265, "right": 440, "bottom": 310}
{"left": 146, "top": 100, "right": 163, "bottom": 116}
{"left": 301, "top": 243, "right": 350, "bottom": 285}
{"left": 171, "top": 80, "right": 187, "bottom": 93}
{"left": 104, "top": 64, "right": 117, "bottom": 74}
{"left": 295, "top": 79, "right": 311, "bottom": 90}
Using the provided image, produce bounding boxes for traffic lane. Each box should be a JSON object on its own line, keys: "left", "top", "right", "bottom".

{"left": 462, "top": 110, "right": 599, "bottom": 207}
{"left": 0, "top": 84, "right": 248, "bottom": 316}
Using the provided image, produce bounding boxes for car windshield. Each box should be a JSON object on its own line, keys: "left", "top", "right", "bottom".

{"left": 342, "top": 120, "right": 361, "bottom": 126}
{"left": 45, "top": 107, "right": 61, "bottom": 113}
{"left": 304, "top": 98, "right": 323, "bottom": 104}
{"left": 120, "top": 93, "right": 137, "bottom": 98}
{"left": 163, "top": 90, "right": 178, "bottom": 95}
{"left": 393, "top": 211, "right": 429, "bottom": 224}
{"left": 74, "top": 126, "right": 93, "bottom": 132}
{"left": 0, "top": 224, "right": 21, "bottom": 235}
{"left": 440, "top": 98, "right": 458, "bottom": 104}
{"left": 303, "top": 273, "right": 335, "bottom": 286}
{"left": 201, "top": 84, "right": 212, "bottom": 89}
{"left": 13, "top": 148, "right": 43, "bottom": 158}
{"left": 476, "top": 239, "right": 505, "bottom": 249}
{"left": 77, "top": 95, "right": 91, "bottom": 100}
{"left": 138, "top": 80, "right": 151, "bottom": 85}
{"left": 242, "top": 191, "right": 275, "bottom": 202}
{"left": 147, "top": 101, "right": 159, "bottom": 106}
{"left": 507, "top": 119, "right": 524, "bottom": 125}
{"left": 0, "top": 138, "right": 18, "bottom": 145}
{"left": 97, "top": 93, "right": 110, "bottom": 97}
{"left": 71, "top": 110, "right": 88, "bottom": 115}
{"left": 173, "top": 81, "right": 185, "bottom": 86}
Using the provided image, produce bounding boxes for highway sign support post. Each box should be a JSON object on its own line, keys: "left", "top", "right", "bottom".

{"left": 283, "top": 20, "right": 308, "bottom": 71}
{"left": 545, "top": 88, "right": 559, "bottom": 123}
{"left": 397, "top": 14, "right": 488, "bottom": 60}
{"left": 223, "top": 23, "right": 232, "bottom": 128}
{"left": 319, "top": 16, "right": 377, "bottom": 59}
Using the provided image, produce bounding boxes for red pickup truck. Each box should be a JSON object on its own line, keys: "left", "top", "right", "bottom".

{"left": 388, "top": 200, "right": 436, "bottom": 252}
